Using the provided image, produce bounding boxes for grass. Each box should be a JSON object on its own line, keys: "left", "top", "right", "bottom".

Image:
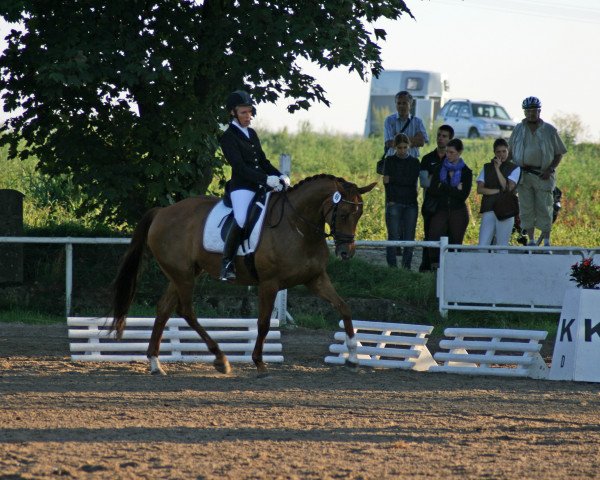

{"left": 327, "top": 257, "right": 436, "bottom": 306}
{"left": 292, "top": 313, "right": 338, "bottom": 330}
{"left": 0, "top": 308, "right": 65, "bottom": 325}
{"left": 437, "top": 310, "right": 559, "bottom": 338}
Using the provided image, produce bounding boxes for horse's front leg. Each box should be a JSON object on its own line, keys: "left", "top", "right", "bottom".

{"left": 254, "top": 283, "right": 278, "bottom": 377}
{"left": 306, "top": 272, "right": 358, "bottom": 370}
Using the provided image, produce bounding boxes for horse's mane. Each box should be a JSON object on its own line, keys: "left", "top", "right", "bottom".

{"left": 289, "top": 173, "right": 355, "bottom": 192}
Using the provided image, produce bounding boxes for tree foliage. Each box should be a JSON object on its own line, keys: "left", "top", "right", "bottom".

{"left": 551, "top": 112, "right": 588, "bottom": 147}
{"left": 0, "top": 0, "right": 412, "bottom": 225}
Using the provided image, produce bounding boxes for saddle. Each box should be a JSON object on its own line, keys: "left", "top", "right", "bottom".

{"left": 203, "top": 189, "right": 271, "bottom": 257}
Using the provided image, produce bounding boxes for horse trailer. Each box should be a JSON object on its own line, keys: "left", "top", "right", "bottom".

{"left": 364, "top": 70, "right": 450, "bottom": 136}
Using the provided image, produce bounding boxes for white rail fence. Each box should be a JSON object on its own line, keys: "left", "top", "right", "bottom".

{"left": 436, "top": 242, "right": 599, "bottom": 316}
{"left": 429, "top": 327, "right": 549, "bottom": 379}
{"left": 322, "top": 322, "right": 552, "bottom": 377}
{"left": 68, "top": 316, "right": 283, "bottom": 363}
{"left": 324, "top": 320, "right": 436, "bottom": 370}
{"left": 1, "top": 237, "right": 598, "bottom": 318}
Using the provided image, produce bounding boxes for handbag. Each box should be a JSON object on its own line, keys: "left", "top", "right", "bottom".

{"left": 493, "top": 190, "right": 519, "bottom": 220}
{"left": 376, "top": 157, "right": 385, "bottom": 175}
{"left": 422, "top": 195, "right": 438, "bottom": 215}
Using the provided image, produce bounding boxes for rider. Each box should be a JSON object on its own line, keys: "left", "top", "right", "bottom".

{"left": 219, "top": 90, "right": 290, "bottom": 281}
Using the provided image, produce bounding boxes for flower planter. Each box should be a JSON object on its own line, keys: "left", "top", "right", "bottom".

{"left": 549, "top": 287, "right": 600, "bottom": 382}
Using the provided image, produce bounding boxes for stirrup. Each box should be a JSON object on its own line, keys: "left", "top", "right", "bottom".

{"left": 220, "top": 260, "right": 236, "bottom": 281}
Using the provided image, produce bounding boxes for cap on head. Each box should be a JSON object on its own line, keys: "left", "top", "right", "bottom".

{"left": 226, "top": 90, "right": 254, "bottom": 112}
{"left": 522, "top": 96, "right": 541, "bottom": 109}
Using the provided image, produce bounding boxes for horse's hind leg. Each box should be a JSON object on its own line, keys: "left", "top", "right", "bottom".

{"left": 306, "top": 272, "right": 358, "bottom": 370}
{"left": 147, "top": 282, "right": 178, "bottom": 375}
{"left": 253, "top": 282, "right": 278, "bottom": 377}
{"left": 176, "top": 280, "right": 232, "bottom": 374}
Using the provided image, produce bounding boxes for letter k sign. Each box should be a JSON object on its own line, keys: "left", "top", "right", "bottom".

{"left": 584, "top": 319, "right": 600, "bottom": 342}
{"left": 550, "top": 289, "right": 600, "bottom": 382}
{"left": 559, "top": 318, "right": 575, "bottom": 342}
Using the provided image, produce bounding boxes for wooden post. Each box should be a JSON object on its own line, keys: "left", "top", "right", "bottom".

{"left": 0, "top": 189, "right": 24, "bottom": 285}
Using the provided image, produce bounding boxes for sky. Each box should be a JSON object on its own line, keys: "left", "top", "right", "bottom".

{"left": 256, "top": 0, "right": 600, "bottom": 140}
{"left": 1, "top": 0, "right": 599, "bottom": 140}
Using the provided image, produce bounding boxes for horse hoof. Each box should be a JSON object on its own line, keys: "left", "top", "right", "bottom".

{"left": 345, "top": 359, "right": 359, "bottom": 372}
{"left": 214, "top": 357, "right": 232, "bottom": 375}
{"left": 255, "top": 362, "right": 269, "bottom": 378}
{"left": 149, "top": 357, "right": 166, "bottom": 375}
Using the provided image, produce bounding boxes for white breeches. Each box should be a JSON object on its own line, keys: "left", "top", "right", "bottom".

{"left": 231, "top": 189, "right": 255, "bottom": 227}
{"left": 478, "top": 211, "right": 514, "bottom": 246}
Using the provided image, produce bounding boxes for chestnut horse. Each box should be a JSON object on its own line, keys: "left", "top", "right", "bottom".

{"left": 110, "top": 174, "right": 376, "bottom": 375}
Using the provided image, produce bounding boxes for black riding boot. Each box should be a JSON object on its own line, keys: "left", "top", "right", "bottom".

{"left": 220, "top": 223, "right": 243, "bottom": 281}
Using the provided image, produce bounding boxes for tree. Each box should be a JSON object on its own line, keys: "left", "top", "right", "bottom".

{"left": 0, "top": 1, "right": 413, "bottom": 226}
{"left": 551, "top": 112, "right": 588, "bottom": 148}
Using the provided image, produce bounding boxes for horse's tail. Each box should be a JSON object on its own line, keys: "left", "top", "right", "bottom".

{"left": 110, "top": 207, "right": 160, "bottom": 339}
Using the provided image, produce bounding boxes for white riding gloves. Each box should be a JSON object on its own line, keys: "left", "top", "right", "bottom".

{"left": 279, "top": 175, "right": 291, "bottom": 189}
{"left": 266, "top": 175, "right": 283, "bottom": 191}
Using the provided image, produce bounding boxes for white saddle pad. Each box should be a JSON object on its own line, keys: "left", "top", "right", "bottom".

{"left": 203, "top": 193, "right": 271, "bottom": 256}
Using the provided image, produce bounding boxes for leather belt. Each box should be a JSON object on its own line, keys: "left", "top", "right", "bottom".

{"left": 522, "top": 166, "right": 542, "bottom": 176}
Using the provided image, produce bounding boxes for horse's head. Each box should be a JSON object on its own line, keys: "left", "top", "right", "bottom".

{"left": 324, "top": 180, "right": 377, "bottom": 260}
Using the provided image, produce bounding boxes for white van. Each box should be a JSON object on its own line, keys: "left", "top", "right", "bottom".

{"left": 364, "top": 70, "right": 450, "bottom": 136}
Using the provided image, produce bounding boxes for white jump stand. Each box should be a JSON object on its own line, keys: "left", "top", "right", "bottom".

{"left": 549, "top": 288, "right": 600, "bottom": 382}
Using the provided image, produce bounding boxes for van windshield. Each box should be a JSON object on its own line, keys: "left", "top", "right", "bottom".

{"left": 472, "top": 104, "right": 511, "bottom": 120}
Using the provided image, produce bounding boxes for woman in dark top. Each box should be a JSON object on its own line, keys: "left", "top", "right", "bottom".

{"left": 219, "top": 90, "right": 290, "bottom": 281}
{"left": 382, "top": 133, "right": 421, "bottom": 269}
{"left": 476, "top": 138, "right": 521, "bottom": 246}
{"left": 426, "top": 138, "right": 472, "bottom": 267}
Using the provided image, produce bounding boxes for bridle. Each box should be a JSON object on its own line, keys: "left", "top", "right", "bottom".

{"left": 269, "top": 188, "right": 363, "bottom": 247}
{"left": 322, "top": 191, "right": 363, "bottom": 248}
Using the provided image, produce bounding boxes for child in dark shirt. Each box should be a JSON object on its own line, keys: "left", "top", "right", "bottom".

{"left": 381, "top": 133, "right": 421, "bottom": 268}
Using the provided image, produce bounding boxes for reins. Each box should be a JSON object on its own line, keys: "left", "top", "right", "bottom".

{"left": 268, "top": 189, "right": 328, "bottom": 238}
{"left": 268, "top": 187, "right": 363, "bottom": 247}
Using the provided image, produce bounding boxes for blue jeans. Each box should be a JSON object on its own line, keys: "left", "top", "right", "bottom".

{"left": 385, "top": 202, "right": 418, "bottom": 268}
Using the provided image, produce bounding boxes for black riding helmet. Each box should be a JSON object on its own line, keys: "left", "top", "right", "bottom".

{"left": 226, "top": 90, "right": 256, "bottom": 116}
{"left": 522, "top": 96, "right": 541, "bottom": 110}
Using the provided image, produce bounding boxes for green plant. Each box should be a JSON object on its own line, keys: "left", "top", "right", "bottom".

{"left": 570, "top": 257, "right": 600, "bottom": 289}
